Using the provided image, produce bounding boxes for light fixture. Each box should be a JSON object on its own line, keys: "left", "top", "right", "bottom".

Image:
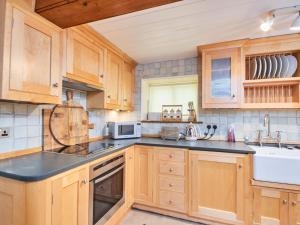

{"left": 260, "top": 14, "right": 275, "bottom": 32}
{"left": 290, "top": 11, "right": 300, "bottom": 30}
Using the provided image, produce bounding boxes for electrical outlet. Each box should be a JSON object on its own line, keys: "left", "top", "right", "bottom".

{"left": 0, "top": 128, "right": 10, "bottom": 138}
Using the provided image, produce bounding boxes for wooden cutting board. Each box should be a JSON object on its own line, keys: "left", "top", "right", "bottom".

{"left": 43, "top": 91, "right": 93, "bottom": 150}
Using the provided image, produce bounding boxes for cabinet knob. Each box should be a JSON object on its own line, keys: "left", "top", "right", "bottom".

{"left": 168, "top": 200, "right": 173, "bottom": 205}
{"left": 169, "top": 183, "right": 173, "bottom": 187}
{"left": 100, "top": 75, "right": 104, "bottom": 78}
{"left": 169, "top": 154, "right": 173, "bottom": 159}
{"left": 52, "top": 83, "right": 59, "bottom": 88}
{"left": 81, "top": 179, "right": 87, "bottom": 185}
{"left": 107, "top": 95, "right": 111, "bottom": 99}
{"left": 292, "top": 201, "right": 297, "bottom": 207}
{"left": 282, "top": 199, "right": 288, "bottom": 205}
{"left": 238, "top": 164, "right": 243, "bottom": 169}
{"left": 169, "top": 168, "right": 173, "bottom": 173}
{"left": 123, "top": 98, "right": 127, "bottom": 102}
{"left": 232, "top": 94, "right": 236, "bottom": 98}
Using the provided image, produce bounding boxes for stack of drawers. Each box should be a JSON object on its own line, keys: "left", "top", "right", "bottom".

{"left": 156, "top": 147, "right": 187, "bottom": 213}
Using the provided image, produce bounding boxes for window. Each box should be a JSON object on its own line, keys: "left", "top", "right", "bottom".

{"left": 141, "top": 75, "right": 198, "bottom": 120}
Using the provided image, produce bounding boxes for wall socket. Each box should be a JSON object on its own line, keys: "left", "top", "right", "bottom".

{"left": 0, "top": 128, "right": 10, "bottom": 138}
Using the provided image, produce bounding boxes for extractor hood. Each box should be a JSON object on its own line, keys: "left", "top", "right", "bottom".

{"left": 62, "top": 77, "right": 104, "bottom": 92}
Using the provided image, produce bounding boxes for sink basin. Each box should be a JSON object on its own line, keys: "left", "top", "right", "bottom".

{"left": 250, "top": 145, "right": 300, "bottom": 185}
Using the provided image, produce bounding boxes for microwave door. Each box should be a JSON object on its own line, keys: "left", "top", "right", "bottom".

{"left": 118, "top": 125, "right": 135, "bottom": 137}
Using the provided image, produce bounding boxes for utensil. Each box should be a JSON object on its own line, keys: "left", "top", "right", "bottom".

{"left": 286, "top": 55, "right": 298, "bottom": 77}
{"left": 256, "top": 57, "right": 262, "bottom": 79}
{"left": 266, "top": 56, "right": 272, "bottom": 78}
{"left": 250, "top": 57, "right": 257, "bottom": 80}
{"left": 275, "top": 55, "right": 282, "bottom": 78}
{"left": 270, "top": 55, "right": 278, "bottom": 78}
{"left": 280, "top": 55, "right": 289, "bottom": 77}
{"left": 261, "top": 56, "right": 267, "bottom": 79}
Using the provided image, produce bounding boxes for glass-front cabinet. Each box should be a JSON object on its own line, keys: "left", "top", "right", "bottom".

{"left": 201, "top": 47, "right": 242, "bottom": 108}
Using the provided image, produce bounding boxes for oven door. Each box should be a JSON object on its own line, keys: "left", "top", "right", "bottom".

{"left": 89, "top": 164, "right": 125, "bottom": 225}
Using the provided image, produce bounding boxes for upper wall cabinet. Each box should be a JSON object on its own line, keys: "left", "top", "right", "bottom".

{"left": 121, "top": 61, "right": 135, "bottom": 111}
{"left": 66, "top": 27, "right": 106, "bottom": 89}
{"left": 199, "top": 43, "right": 243, "bottom": 108}
{"left": 0, "top": 1, "right": 62, "bottom": 104}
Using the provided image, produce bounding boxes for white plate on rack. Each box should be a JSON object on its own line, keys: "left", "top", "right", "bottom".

{"left": 250, "top": 57, "right": 257, "bottom": 80}
{"left": 266, "top": 56, "right": 272, "bottom": 79}
{"left": 261, "top": 56, "right": 267, "bottom": 79}
{"left": 286, "top": 55, "right": 298, "bottom": 77}
{"left": 256, "top": 57, "right": 262, "bottom": 79}
{"left": 281, "top": 55, "right": 289, "bottom": 78}
{"left": 270, "top": 56, "right": 277, "bottom": 78}
{"left": 275, "top": 55, "right": 282, "bottom": 78}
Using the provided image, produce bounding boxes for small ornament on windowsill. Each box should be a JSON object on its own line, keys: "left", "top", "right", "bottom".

{"left": 187, "top": 101, "right": 197, "bottom": 122}
{"left": 161, "top": 105, "right": 183, "bottom": 122}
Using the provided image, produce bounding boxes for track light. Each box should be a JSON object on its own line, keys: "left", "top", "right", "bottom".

{"left": 260, "top": 14, "right": 275, "bottom": 32}
{"left": 290, "top": 11, "right": 300, "bottom": 30}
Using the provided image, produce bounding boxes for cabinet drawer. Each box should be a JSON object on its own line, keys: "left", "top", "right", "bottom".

{"left": 158, "top": 149, "right": 185, "bottom": 162}
{"left": 159, "top": 162, "right": 185, "bottom": 176}
{"left": 159, "top": 191, "right": 186, "bottom": 212}
{"left": 159, "top": 175, "right": 185, "bottom": 193}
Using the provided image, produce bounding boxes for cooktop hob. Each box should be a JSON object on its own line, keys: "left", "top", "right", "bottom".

{"left": 48, "top": 141, "right": 118, "bottom": 156}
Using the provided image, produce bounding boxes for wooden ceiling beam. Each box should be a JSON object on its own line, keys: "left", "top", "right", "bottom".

{"left": 35, "top": 0, "right": 181, "bottom": 28}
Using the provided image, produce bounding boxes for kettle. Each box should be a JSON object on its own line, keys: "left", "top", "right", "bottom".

{"left": 185, "top": 123, "right": 198, "bottom": 141}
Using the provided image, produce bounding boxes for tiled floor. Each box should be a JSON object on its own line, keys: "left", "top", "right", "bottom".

{"left": 120, "top": 209, "right": 201, "bottom": 225}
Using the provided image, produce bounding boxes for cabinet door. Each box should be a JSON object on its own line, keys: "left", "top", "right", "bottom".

{"left": 202, "top": 47, "right": 241, "bottom": 108}
{"left": 66, "top": 28, "right": 105, "bottom": 88}
{"left": 121, "top": 62, "right": 135, "bottom": 111}
{"left": 105, "top": 51, "right": 123, "bottom": 109}
{"left": 51, "top": 168, "right": 89, "bottom": 225}
{"left": 126, "top": 147, "right": 135, "bottom": 207}
{"left": 3, "top": 3, "right": 61, "bottom": 104}
{"left": 189, "top": 151, "right": 246, "bottom": 224}
{"left": 134, "top": 146, "right": 154, "bottom": 205}
{"left": 253, "top": 188, "right": 289, "bottom": 225}
{"left": 289, "top": 193, "right": 300, "bottom": 225}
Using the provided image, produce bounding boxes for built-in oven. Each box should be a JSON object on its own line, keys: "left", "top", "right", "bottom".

{"left": 89, "top": 155, "right": 125, "bottom": 225}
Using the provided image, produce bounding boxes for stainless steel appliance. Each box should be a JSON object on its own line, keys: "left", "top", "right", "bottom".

{"left": 89, "top": 155, "right": 125, "bottom": 225}
{"left": 108, "top": 122, "right": 141, "bottom": 139}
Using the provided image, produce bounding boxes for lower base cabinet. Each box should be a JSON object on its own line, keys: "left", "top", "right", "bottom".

{"left": 253, "top": 187, "right": 300, "bottom": 225}
{"left": 189, "top": 151, "right": 252, "bottom": 225}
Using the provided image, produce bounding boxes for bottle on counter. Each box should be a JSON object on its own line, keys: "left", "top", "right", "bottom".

{"left": 227, "top": 124, "right": 235, "bottom": 142}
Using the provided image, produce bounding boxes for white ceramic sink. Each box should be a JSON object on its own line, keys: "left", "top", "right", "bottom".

{"left": 250, "top": 145, "right": 300, "bottom": 185}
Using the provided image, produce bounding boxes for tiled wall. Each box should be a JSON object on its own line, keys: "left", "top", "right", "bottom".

{"left": 136, "top": 57, "right": 300, "bottom": 143}
{"left": 0, "top": 89, "right": 135, "bottom": 154}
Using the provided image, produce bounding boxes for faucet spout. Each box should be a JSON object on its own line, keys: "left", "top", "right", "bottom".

{"left": 264, "top": 114, "right": 271, "bottom": 137}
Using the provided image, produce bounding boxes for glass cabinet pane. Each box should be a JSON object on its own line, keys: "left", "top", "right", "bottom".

{"left": 211, "top": 58, "right": 231, "bottom": 97}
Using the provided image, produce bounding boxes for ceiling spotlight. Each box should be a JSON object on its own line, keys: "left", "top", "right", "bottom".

{"left": 260, "top": 14, "right": 275, "bottom": 32}
{"left": 290, "top": 11, "right": 300, "bottom": 30}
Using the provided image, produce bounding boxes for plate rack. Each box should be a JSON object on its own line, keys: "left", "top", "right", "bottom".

{"left": 243, "top": 51, "right": 300, "bottom": 107}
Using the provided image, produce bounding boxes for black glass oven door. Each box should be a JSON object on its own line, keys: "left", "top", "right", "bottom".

{"left": 93, "top": 165, "right": 124, "bottom": 225}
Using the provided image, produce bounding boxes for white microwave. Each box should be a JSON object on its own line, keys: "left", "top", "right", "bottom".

{"left": 108, "top": 122, "right": 142, "bottom": 139}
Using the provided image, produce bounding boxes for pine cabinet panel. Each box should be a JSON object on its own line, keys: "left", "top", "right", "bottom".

{"left": 1, "top": 2, "right": 62, "bottom": 104}
{"left": 289, "top": 193, "right": 300, "bottom": 225}
{"left": 201, "top": 47, "right": 242, "bottom": 108}
{"left": 51, "top": 168, "right": 89, "bottom": 225}
{"left": 121, "top": 61, "right": 135, "bottom": 111}
{"left": 66, "top": 28, "right": 105, "bottom": 88}
{"left": 126, "top": 146, "right": 135, "bottom": 208}
{"left": 189, "top": 151, "right": 249, "bottom": 224}
{"left": 134, "top": 146, "right": 154, "bottom": 205}
{"left": 105, "top": 50, "right": 123, "bottom": 109}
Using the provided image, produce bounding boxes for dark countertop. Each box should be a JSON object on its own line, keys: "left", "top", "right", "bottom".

{"left": 0, "top": 138, "right": 254, "bottom": 182}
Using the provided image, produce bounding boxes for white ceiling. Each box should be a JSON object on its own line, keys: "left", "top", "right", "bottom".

{"left": 90, "top": 0, "right": 300, "bottom": 64}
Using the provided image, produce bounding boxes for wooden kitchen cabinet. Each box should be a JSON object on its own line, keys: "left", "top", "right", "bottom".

{"left": 51, "top": 167, "right": 89, "bottom": 225}
{"left": 200, "top": 45, "right": 243, "bottom": 108}
{"left": 189, "top": 151, "right": 251, "bottom": 224}
{"left": 66, "top": 27, "right": 106, "bottom": 88}
{"left": 125, "top": 146, "right": 135, "bottom": 208}
{"left": 121, "top": 61, "right": 135, "bottom": 111}
{"left": 134, "top": 145, "right": 154, "bottom": 205}
{"left": 254, "top": 187, "right": 300, "bottom": 225}
{"left": 0, "top": 1, "right": 62, "bottom": 104}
